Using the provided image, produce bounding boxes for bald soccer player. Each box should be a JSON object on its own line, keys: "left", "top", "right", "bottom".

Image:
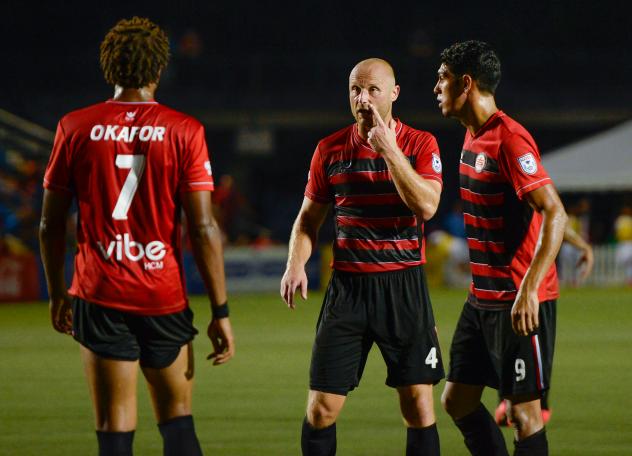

{"left": 281, "top": 58, "right": 445, "bottom": 456}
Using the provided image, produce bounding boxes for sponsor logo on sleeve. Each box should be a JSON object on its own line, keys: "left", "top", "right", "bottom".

{"left": 204, "top": 161, "right": 212, "bottom": 176}
{"left": 431, "top": 153, "right": 442, "bottom": 173}
{"left": 518, "top": 152, "right": 538, "bottom": 175}
{"left": 474, "top": 153, "right": 487, "bottom": 173}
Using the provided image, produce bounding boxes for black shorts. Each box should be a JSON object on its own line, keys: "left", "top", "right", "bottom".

{"left": 72, "top": 298, "right": 198, "bottom": 369}
{"left": 310, "top": 266, "right": 445, "bottom": 395}
{"left": 447, "top": 300, "right": 556, "bottom": 397}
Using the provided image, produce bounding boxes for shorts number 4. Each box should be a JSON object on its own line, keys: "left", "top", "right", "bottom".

{"left": 425, "top": 347, "right": 438, "bottom": 369}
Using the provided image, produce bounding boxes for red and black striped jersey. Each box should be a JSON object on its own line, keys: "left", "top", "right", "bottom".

{"left": 459, "top": 111, "right": 559, "bottom": 310}
{"left": 305, "top": 120, "right": 442, "bottom": 274}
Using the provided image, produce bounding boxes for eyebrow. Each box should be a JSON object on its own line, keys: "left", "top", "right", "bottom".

{"left": 350, "top": 81, "right": 382, "bottom": 87}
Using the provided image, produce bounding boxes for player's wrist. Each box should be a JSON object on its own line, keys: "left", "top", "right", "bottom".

{"left": 49, "top": 290, "right": 68, "bottom": 301}
{"left": 211, "top": 301, "right": 229, "bottom": 319}
{"left": 286, "top": 262, "right": 305, "bottom": 275}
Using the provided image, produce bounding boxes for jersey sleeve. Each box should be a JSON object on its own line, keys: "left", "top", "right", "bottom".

{"left": 498, "top": 133, "right": 552, "bottom": 199}
{"left": 304, "top": 143, "right": 332, "bottom": 203}
{"left": 413, "top": 133, "right": 443, "bottom": 186}
{"left": 43, "top": 120, "right": 73, "bottom": 195}
{"left": 180, "top": 122, "right": 215, "bottom": 193}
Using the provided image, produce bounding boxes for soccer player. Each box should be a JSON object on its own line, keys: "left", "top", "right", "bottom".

{"left": 39, "top": 17, "right": 234, "bottom": 456}
{"left": 433, "top": 41, "right": 567, "bottom": 456}
{"left": 280, "top": 58, "right": 444, "bottom": 456}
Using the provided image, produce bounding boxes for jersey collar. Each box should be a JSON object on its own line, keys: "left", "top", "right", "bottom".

{"left": 106, "top": 99, "right": 159, "bottom": 105}
{"left": 472, "top": 110, "right": 504, "bottom": 138}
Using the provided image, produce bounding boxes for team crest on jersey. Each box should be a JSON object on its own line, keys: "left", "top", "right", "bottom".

{"left": 431, "top": 153, "right": 442, "bottom": 173}
{"left": 474, "top": 153, "right": 487, "bottom": 173}
{"left": 518, "top": 152, "right": 537, "bottom": 175}
{"left": 125, "top": 111, "right": 137, "bottom": 122}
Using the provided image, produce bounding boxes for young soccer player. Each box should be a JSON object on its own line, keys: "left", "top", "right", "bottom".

{"left": 39, "top": 17, "right": 234, "bottom": 456}
{"left": 434, "top": 41, "right": 567, "bottom": 456}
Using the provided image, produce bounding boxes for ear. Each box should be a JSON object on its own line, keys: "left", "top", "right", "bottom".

{"left": 462, "top": 75, "right": 473, "bottom": 95}
{"left": 391, "top": 84, "right": 400, "bottom": 102}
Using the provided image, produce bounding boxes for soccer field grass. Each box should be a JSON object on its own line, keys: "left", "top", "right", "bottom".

{"left": 1, "top": 288, "right": 631, "bottom": 455}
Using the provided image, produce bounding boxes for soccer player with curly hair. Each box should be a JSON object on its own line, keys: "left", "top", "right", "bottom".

{"left": 40, "top": 17, "right": 234, "bottom": 456}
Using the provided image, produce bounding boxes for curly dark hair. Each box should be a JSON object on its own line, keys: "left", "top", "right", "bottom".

{"left": 440, "top": 41, "right": 501, "bottom": 94}
{"left": 100, "top": 17, "right": 170, "bottom": 88}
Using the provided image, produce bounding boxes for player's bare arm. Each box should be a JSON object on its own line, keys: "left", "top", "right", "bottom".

{"left": 367, "top": 103, "right": 441, "bottom": 221}
{"left": 182, "top": 190, "right": 234, "bottom": 365}
{"left": 512, "top": 184, "right": 567, "bottom": 336}
{"left": 280, "top": 197, "right": 329, "bottom": 309}
{"left": 563, "top": 224, "right": 594, "bottom": 282}
{"left": 39, "top": 189, "right": 73, "bottom": 335}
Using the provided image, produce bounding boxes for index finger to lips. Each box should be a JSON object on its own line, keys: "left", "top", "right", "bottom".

{"left": 369, "top": 103, "right": 385, "bottom": 126}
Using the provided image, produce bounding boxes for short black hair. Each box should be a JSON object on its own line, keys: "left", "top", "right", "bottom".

{"left": 440, "top": 41, "right": 501, "bottom": 94}
{"left": 100, "top": 17, "right": 170, "bottom": 88}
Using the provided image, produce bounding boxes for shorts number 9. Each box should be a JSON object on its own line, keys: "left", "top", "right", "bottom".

{"left": 515, "top": 358, "right": 526, "bottom": 382}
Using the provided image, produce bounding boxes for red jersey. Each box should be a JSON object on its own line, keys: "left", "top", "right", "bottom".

{"left": 459, "top": 111, "right": 559, "bottom": 310}
{"left": 305, "top": 120, "right": 442, "bottom": 274}
{"left": 43, "top": 100, "right": 214, "bottom": 315}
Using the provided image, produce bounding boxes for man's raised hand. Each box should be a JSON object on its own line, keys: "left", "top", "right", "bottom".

{"left": 367, "top": 103, "right": 398, "bottom": 155}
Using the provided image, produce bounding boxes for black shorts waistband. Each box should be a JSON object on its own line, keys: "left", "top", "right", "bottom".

{"left": 333, "top": 264, "right": 424, "bottom": 279}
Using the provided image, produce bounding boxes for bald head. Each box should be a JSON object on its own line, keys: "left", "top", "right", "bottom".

{"left": 350, "top": 58, "right": 396, "bottom": 86}
{"left": 348, "top": 57, "right": 400, "bottom": 135}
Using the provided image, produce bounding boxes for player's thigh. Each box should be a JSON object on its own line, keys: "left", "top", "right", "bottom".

{"left": 73, "top": 298, "right": 141, "bottom": 431}
{"left": 376, "top": 325, "right": 444, "bottom": 389}
{"left": 495, "top": 301, "right": 556, "bottom": 397}
{"left": 72, "top": 297, "right": 142, "bottom": 363}
{"left": 373, "top": 266, "right": 445, "bottom": 388}
{"left": 447, "top": 302, "right": 496, "bottom": 388}
{"left": 310, "top": 272, "right": 371, "bottom": 395}
{"left": 80, "top": 345, "right": 139, "bottom": 432}
{"left": 135, "top": 306, "right": 198, "bottom": 370}
{"left": 141, "top": 343, "right": 194, "bottom": 422}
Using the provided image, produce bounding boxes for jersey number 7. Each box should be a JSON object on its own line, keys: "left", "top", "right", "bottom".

{"left": 112, "top": 154, "right": 146, "bottom": 220}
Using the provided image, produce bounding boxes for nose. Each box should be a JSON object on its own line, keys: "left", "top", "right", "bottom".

{"left": 433, "top": 80, "right": 440, "bottom": 94}
{"left": 358, "top": 89, "right": 369, "bottom": 104}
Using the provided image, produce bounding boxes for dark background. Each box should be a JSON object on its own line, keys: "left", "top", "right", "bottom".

{"left": 2, "top": 0, "right": 631, "bottom": 245}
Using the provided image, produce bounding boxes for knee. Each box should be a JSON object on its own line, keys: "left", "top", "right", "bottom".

{"left": 508, "top": 404, "right": 543, "bottom": 435}
{"left": 397, "top": 385, "right": 435, "bottom": 428}
{"left": 441, "top": 389, "right": 479, "bottom": 420}
{"left": 400, "top": 389, "right": 434, "bottom": 427}
{"left": 306, "top": 399, "right": 339, "bottom": 429}
{"left": 440, "top": 389, "right": 458, "bottom": 417}
{"left": 95, "top": 417, "right": 136, "bottom": 433}
{"left": 165, "top": 401, "right": 192, "bottom": 421}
